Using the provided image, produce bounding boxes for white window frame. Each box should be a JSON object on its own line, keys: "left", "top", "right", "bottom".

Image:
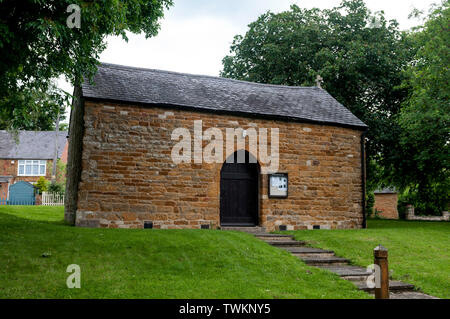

{"left": 17, "top": 160, "right": 47, "bottom": 176}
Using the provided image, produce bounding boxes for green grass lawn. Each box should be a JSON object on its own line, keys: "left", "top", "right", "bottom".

{"left": 0, "top": 206, "right": 368, "bottom": 299}
{"left": 283, "top": 219, "right": 450, "bottom": 299}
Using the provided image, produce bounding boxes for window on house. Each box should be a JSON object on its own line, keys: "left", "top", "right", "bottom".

{"left": 18, "top": 160, "right": 46, "bottom": 176}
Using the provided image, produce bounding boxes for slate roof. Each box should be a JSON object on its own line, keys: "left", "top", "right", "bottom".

{"left": 81, "top": 63, "right": 367, "bottom": 129}
{"left": 0, "top": 131, "right": 68, "bottom": 159}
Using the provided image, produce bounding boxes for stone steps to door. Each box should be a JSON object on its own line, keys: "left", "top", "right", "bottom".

{"left": 252, "top": 232, "right": 437, "bottom": 299}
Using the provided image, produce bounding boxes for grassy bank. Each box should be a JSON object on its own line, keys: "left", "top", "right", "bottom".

{"left": 0, "top": 206, "right": 368, "bottom": 299}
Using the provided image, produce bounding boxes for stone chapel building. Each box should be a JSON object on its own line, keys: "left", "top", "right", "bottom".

{"left": 65, "top": 63, "right": 368, "bottom": 231}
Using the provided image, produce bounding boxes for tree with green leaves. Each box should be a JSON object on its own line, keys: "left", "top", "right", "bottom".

{"left": 0, "top": 83, "right": 68, "bottom": 130}
{"left": 388, "top": 1, "right": 449, "bottom": 214}
{"left": 0, "top": 0, "right": 172, "bottom": 130}
{"left": 221, "top": 0, "right": 415, "bottom": 191}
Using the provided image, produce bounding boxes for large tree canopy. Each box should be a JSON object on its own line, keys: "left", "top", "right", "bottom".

{"left": 0, "top": 0, "right": 172, "bottom": 129}
{"left": 388, "top": 1, "right": 449, "bottom": 214}
{"left": 221, "top": 0, "right": 415, "bottom": 191}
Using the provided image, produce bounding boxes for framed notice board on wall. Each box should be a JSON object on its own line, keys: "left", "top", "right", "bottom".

{"left": 268, "top": 173, "right": 288, "bottom": 198}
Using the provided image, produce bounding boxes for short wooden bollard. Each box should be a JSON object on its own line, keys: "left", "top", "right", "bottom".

{"left": 374, "top": 245, "right": 389, "bottom": 299}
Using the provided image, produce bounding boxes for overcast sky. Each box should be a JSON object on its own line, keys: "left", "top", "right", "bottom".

{"left": 58, "top": 0, "right": 436, "bottom": 121}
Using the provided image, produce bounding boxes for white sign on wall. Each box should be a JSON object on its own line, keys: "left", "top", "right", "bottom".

{"left": 269, "top": 173, "right": 288, "bottom": 198}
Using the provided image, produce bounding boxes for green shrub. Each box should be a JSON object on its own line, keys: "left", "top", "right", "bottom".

{"left": 413, "top": 188, "right": 448, "bottom": 216}
{"left": 35, "top": 177, "right": 49, "bottom": 194}
{"left": 48, "top": 182, "right": 65, "bottom": 195}
{"left": 397, "top": 195, "right": 410, "bottom": 220}
{"left": 366, "top": 192, "right": 375, "bottom": 218}
{"left": 397, "top": 185, "right": 448, "bottom": 217}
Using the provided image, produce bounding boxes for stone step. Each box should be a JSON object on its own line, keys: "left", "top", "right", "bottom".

{"left": 253, "top": 233, "right": 292, "bottom": 237}
{"left": 285, "top": 247, "right": 335, "bottom": 258}
{"left": 293, "top": 252, "right": 336, "bottom": 258}
{"left": 320, "top": 265, "right": 372, "bottom": 279}
{"left": 265, "top": 240, "right": 307, "bottom": 247}
{"left": 389, "top": 291, "right": 439, "bottom": 299}
{"left": 284, "top": 247, "right": 334, "bottom": 254}
{"left": 355, "top": 280, "right": 415, "bottom": 293}
{"left": 221, "top": 226, "right": 266, "bottom": 233}
{"left": 318, "top": 265, "right": 372, "bottom": 281}
{"left": 299, "top": 256, "right": 350, "bottom": 266}
{"left": 254, "top": 233, "right": 294, "bottom": 240}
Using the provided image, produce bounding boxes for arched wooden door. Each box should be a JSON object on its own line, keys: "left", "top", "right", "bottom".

{"left": 220, "top": 151, "right": 259, "bottom": 226}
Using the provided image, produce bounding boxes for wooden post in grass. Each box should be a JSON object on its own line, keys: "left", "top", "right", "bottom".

{"left": 374, "top": 245, "right": 389, "bottom": 299}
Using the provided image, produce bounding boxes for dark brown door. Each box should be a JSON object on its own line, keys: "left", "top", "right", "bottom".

{"left": 220, "top": 152, "right": 259, "bottom": 226}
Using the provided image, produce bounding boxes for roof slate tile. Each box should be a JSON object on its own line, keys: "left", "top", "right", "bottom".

{"left": 81, "top": 63, "right": 367, "bottom": 129}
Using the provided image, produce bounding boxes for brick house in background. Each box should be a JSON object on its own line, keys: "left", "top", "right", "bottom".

{"left": 0, "top": 131, "right": 68, "bottom": 199}
{"left": 65, "top": 63, "right": 368, "bottom": 231}
{"left": 373, "top": 188, "right": 399, "bottom": 219}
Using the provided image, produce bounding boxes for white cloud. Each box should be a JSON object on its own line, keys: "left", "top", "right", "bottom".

{"left": 101, "top": 15, "right": 240, "bottom": 76}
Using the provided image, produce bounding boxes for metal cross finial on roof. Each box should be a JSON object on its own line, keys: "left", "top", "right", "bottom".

{"left": 315, "top": 75, "right": 323, "bottom": 88}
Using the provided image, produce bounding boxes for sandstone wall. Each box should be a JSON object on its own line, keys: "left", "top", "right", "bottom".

{"left": 74, "top": 101, "right": 364, "bottom": 231}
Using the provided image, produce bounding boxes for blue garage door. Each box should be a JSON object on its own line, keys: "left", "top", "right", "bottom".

{"left": 9, "top": 181, "right": 35, "bottom": 205}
